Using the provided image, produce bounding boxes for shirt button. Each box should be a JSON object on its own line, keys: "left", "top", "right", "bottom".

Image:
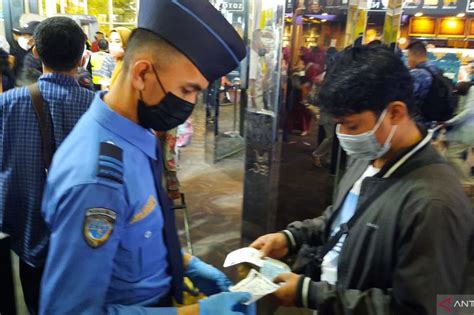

{"left": 144, "top": 231, "right": 152, "bottom": 238}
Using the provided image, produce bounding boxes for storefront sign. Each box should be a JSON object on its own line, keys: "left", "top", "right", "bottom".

{"left": 442, "top": 0, "right": 458, "bottom": 8}
{"left": 409, "top": 16, "right": 437, "bottom": 36}
{"left": 369, "top": 0, "right": 388, "bottom": 10}
{"left": 467, "top": 0, "right": 474, "bottom": 11}
{"left": 221, "top": 0, "right": 244, "bottom": 12}
{"left": 404, "top": 0, "right": 467, "bottom": 12}
{"left": 404, "top": 0, "right": 422, "bottom": 9}
{"left": 423, "top": 0, "right": 440, "bottom": 9}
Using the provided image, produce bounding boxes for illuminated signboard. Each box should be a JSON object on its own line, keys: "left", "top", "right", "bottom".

{"left": 438, "top": 17, "right": 466, "bottom": 37}
{"left": 409, "top": 17, "right": 437, "bottom": 36}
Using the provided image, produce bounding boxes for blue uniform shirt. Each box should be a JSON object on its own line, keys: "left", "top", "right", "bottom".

{"left": 40, "top": 93, "right": 175, "bottom": 314}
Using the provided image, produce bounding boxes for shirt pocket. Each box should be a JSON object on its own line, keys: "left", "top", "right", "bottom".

{"left": 113, "top": 212, "right": 165, "bottom": 282}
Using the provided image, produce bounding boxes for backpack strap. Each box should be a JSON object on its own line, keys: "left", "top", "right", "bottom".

{"left": 28, "top": 83, "right": 55, "bottom": 170}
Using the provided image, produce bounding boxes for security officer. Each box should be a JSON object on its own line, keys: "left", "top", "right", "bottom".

{"left": 39, "top": 0, "right": 249, "bottom": 314}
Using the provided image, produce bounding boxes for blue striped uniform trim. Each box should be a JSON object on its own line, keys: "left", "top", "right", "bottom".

{"left": 97, "top": 166, "right": 123, "bottom": 183}
{"left": 99, "top": 155, "right": 123, "bottom": 168}
{"left": 98, "top": 160, "right": 123, "bottom": 174}
{"left": 171, "top": 0, "right": 240, "bottom": 65}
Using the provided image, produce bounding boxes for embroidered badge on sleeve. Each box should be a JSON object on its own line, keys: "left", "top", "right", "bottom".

{"left": 83, "top": 208, "right": 117, "bottom": 248}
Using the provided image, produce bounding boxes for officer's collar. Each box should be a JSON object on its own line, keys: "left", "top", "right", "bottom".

{"left": 90, "top": 92, "right": 158, "bottom": 160}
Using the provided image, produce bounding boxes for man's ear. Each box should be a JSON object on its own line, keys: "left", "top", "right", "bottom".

{"left": 387, "top": 101, "right": 409, "bottom": 125}
{"left": 131, "top": 60, "right": 151, "bottom": 92}
{"left": 32, "top": 46, "right": 40, "bottom": 59}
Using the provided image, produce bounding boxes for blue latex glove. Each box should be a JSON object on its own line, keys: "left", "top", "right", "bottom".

{"left": 199, "top": 292, "right": 251, "bottom": 315}
{"left": 186, "top": 256, "right": 232, "bottom": 296}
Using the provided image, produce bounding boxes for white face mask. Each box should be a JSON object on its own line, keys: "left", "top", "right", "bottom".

{"left": 18, "top": 36, "right": 32, "bottom": 51}
{"left": 109, "top": 43, "right": 124, "bottom": 59}
{"left": 336, "top": 109, "right": 398, "bottom": 161}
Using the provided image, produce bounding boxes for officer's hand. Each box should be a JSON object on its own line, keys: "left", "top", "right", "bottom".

{"left": 272, "top": 273, "right": 301, "bottom": 307}
{"left": 198, "top": 292, "right": 251, "bottom": 315}
{"left": 249, "top": 232, "right": 289, "bottom": 259}
{"left": 186, "top": 256, "right": 232, "bottom": 296}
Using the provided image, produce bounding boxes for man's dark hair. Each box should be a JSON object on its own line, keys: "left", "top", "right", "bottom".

{"left": 34, "top": 17, "right": 85, "bottom": 72}
{"left": 123, "top": 28, "right": 179, "bottom": 71}
{"left": 367, "top": 39, "right": 383, "bottom": 47}
{"left": 98, "top": 39, "right": 109, "bottom": 51}
{"left": 318, "top": 46, "right": 414, "bottom": 116}
{"left": 407, "top": 41, "right": 427, "bottom": 56}
{"left": 96, "top": 31, "right": 104, "bottom": 35}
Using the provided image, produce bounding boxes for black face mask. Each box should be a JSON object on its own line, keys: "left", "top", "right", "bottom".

{"left": 137, "top": 65, "right": 194, "bottom": 131}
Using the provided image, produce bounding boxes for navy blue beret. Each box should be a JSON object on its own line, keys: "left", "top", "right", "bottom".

{"left": 138, "top": 0, "right": 247, "bottom": 82}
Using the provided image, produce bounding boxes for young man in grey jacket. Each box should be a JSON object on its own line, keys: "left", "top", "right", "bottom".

{"left": 251, "top": 46, "right": 474, "bottom": 314}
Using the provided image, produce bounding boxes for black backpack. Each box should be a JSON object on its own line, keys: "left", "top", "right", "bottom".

{"left": 417, "top": 65, "right": 458, "bottom": 122}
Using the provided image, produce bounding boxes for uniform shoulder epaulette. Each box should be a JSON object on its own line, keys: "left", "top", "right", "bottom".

{"left": 96, "top": 141, "right": 124, "bottom": 184}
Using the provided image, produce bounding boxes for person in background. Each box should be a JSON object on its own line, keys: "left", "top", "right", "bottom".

{"left": 458, "top": 60, "right": 474, "bottom": 83}
{"left": 39, "top": 0, "right": 251, "bottom": 313}
{"left": 407, "top": 40, "right": 439, "bottom": 80}
{"left": 90, "top": 38, "right": 115, "bottom": 90}
{"left": 91, "top": 31, "right": 104, "bottom": 53}
{"left": 248, "top": 29, "right": 267, "bottom": 112}
{"left": 250, "top": 46, "right": 473, "bottom": 314}
{"left": 18, "top": 41, "right": 44, "bottom": 86}
{"left": 407, "top": 40, "right": 456, "bottom": 123}
{"left": 109, "top": 27, "right": 132, "bottom": 88}
{"left": 77, "top": 46, "right": 94, "bottom": 90}
{"left": 10, "top": 22, "right": 38, "bottom": 76}
{"left": 0, "top": 17, "right": 95, "bottom": 314}
{"left": 0, "top": 35, "right": 11, "bottom": 55}
{"left": 325, "top": 46, "right": 337, "bottom": 69}
{"left": 157, "top": 129, "right": 182, "bottom": 200}
{"left": 313, "top": 48, "right": 337, "bottom": 167}
{"left": 0, "top": 49, "right": 15, "bottom": 93}
{"left": 444, "top": 81, "right": 474, "bottom": 194}
{"left": 288, "top": 48, "right": 314, "bottom": 136}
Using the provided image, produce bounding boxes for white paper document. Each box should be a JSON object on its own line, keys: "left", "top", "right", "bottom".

{"left": 229, "top": 269, "right": 281, "bottom": 305}
{"left": 223, "top": 247, "right": 263, "bottom": 268}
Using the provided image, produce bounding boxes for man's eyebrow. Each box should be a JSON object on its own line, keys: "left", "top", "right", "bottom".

{"left": 185, "top": 82, "right": 205, "bottom": 91}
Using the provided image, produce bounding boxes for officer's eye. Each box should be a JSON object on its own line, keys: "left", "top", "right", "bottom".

{"left": 181, "top": 88, "right": 193, "bottom": 95}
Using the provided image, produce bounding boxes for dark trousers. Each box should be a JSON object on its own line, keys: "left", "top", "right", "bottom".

{"left": 19, "top": 260, "right": 44, "bottom": 315}
{"left": 0, "top": 236, "right": 16, "bottom": 315}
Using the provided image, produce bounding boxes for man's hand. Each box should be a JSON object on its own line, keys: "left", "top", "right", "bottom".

{"left": 272, "top": 273, "right": 301, "bottom": 307}
{"left": 198, "top": 292, "right": 251, "bottom": 315}
{"left": 249, "top": 233, "right": 289, "bottom": 259}
{"left": 186, "top": 256, "right": 232, "bottom": 296}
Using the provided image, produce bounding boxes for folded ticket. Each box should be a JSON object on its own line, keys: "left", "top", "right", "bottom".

{"left": 223, "top": 247, "right": 291, "bottom": 281}
{"left": 223, "top": 247, "right": 263, "bottom": 268}
{"left": 229, "top": 269, "right": 281, "bottom": 305}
